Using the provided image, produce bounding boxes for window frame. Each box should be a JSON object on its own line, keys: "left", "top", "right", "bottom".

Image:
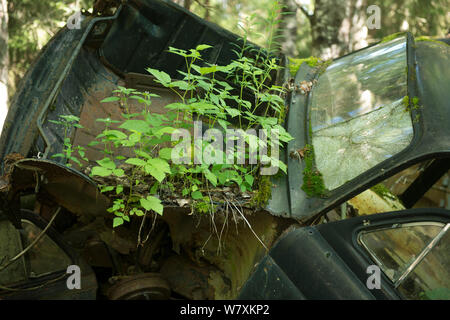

{"left": 356, "top": 221, "right": 450, "bottom": 297}
{"left": 308, "top": 36, "right": 413, "bottom": 191}
{"left": 307, "top": 34, "right": 420, "bottom": 192}
{"left": 0, "top": 210, "right": 77, "bottom": 290}
{"left": 277, "top": 32, "right": 450, "bottom": 222}
{"left": 18, "top": 219, "right": 73, "bottom": 279}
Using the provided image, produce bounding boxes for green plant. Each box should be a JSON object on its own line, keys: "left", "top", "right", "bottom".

{"left": 87, "top": 87, "right": 174, "bottom": 227}
{"left": 86, "top": 41, "right": 293, "bottom": 228}
{"left": 49, "top": 115, "right": 88, "bottom": 167}
{"left": 54, "top": 1, "right": 294, "bottom": 229}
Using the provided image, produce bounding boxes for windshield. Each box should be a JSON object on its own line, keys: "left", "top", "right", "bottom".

{"left": 309, "top": 36, "right": 413, "bottom": 191}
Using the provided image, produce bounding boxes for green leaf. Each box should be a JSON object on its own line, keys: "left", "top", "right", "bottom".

{"left": 113, "top": 169, "right": 125, "bottom": 177}
{"left": 144, "top": 165, "right": 164, "bottom": 182}
{"left": 225, "top": 108, "right": 241, "bottom": 118}
{"left": 91, "top": 166, "right": 113, "bottom": 177}
{"left": 60, "top": 115, "right": 80, "bottom": 122}
{"left": 103, "top": 130, "right": 128, "bottom": 140}
{"left": 96, "top": 157, "right": 116, "bottom": 170}
{"left": 100, "top": 186, "right": 114, "bottom": 192}
{"left": 150, "top": 183, "right": 159, "bottom": 194}
{"left": 154, "top": 127, "right": 176, "bottom": 138}
{"left": 143, "top": 158, "right": 170, "bottom": 182}
{"left": 146, "top": 68, "right": 171, "bottom": 86}
{"left": 245, "top": 175, "right": 254, "bottom": 186}
{"left": 164, "top": 102, "right": 189, "bottom": 111}
{"left": 101, "top": 97, "right": 120, "bottom": 103}
{"left": 217, "top": 119, "right": 229, "bottom": 130}
{"left": 279, "top": 161, "right": 287, "bottom": 174}
{"left": 196, "top": 44, "right": 212, "bottom": 51}
{"left": 169, "top": 80, "right": 193, "bottom": 91}
{"left": 69, "top": 156, "right": 82, "bottom": 166}
{"left": 140, "top": 196, "right": 163, "bottom": 215}
{"left": 191, "top": 190, "right": 203, "bottom": 200}
{"left": 268, "top": 157, "right": 287, "bottom": 174}
{"left": 134, "top": 149, "right": 152, "bottom": 159}
{"left": 113, "top": 217, "right": 124, "bottom": 228}
{"left": 200, "top": 66, "right": 218, "bottom": 75}
{"left": 119, "top": 120, "right": 150, "bottom": 134}
{"left": 49, "top": 120, "right": 63, "bottom": 125}
{"left": 116, "top": 185, "right": 124, "bottom": 194}
{"left": 204, "top": 169, "right": 217, "bottom": 187}
{"left": 159, "top": 148, "right": 173, "bottom": 160}
{"left": 125, "top": 158, "right": 147, "bottom": 166}
{"left": 147, "top": 158, "right": 171, "bottom": 174}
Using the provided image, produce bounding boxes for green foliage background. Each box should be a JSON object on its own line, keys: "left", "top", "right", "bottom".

{"left": 6, "top": 0, "right": 449, "bottom": 97}
{"left": 7, "top": 0, "right": 91, "bottom": 97}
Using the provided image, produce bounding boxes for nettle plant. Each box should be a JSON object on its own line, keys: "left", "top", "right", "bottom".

{"left": 84, "top": 43, "right": 293, "bottom": 228}
{"left": 51, "top": 2, "right": 293, "bottom": 229}
{"left": 49, "top": 115, "right": 88, "bottom": 167}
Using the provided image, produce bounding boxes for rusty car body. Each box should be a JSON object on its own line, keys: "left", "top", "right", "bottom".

{"left": 0, "top": 0, "right": 449, "bottom": 299}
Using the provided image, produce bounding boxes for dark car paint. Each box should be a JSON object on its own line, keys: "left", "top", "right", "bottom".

{"left": 239, "top": 208, "right": 450, "bottom": 300}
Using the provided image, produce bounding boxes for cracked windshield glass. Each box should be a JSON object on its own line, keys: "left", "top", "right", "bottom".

{"left": 310, "top": 36, "right": 413, "bottom": 191}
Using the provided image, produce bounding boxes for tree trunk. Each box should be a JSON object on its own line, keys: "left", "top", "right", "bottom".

{"left": 301, "top": 0, "right": 368, "bottom": 59}
{"left": 338, "top": 0, "right": 368, "bottom": 54}
{"left": 204, "top": 0, "right": 210, "bottom": 21}
{"left": 0, "top": 0, "right": 8, "bottom": 135}
{"left": 278, "top": 0, "right": 299, "bottom": 57}
{"left": 173, "top": 0, "right": 192, "bottom": 11}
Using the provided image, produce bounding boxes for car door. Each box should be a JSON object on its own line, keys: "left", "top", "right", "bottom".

{"left": 239, "top": 208, "right": 450, "bottom": 300}
{"left": 317, "top": 207, "right": 450, "bottom": 299}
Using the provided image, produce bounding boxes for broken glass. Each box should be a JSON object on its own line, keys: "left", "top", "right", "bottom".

{"left": 310, "top": 36, "right": 413, "bottom": 190}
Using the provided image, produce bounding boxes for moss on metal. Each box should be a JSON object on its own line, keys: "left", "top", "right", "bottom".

{"left": 370, "top": 183, "right": 392, "bottom": 199}
{"left": 416, "top": 36, "right": 450, "bottom": 47}
{"left": 301, "top": 144, "right": 327, "bottom": 198}
{"left": 403, "top": 95, "right": 421, "bottom": 112}
{"left": 251, "top": 175, "right": 273, "bottom": 208}
{"left": 370, "top": 183, "right": 402, "bottom": 203}
{"left": 380, "top": 32, "right": 407, "bottom": 43}
{"left": 288, "top": 56, "right": 321, "bottom": 76}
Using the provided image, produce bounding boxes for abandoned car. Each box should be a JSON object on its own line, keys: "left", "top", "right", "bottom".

{"left": 0, "top": 0, "right": 449, "bottom": 299}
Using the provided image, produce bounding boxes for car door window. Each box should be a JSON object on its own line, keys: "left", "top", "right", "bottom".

{"left": 358, "top": 222, "right": 450, "bottom": 299}
{"left": 19, "top": 220, "right": 72, "bottom": 278}
{"left": 0, "top": 219, "right": 71, "bottom": 286}
{"left": 310, "top": 36, "right": 413, "bottom": 191}
{"left": 397, "top": 226, "right": 450, "bottom": 299}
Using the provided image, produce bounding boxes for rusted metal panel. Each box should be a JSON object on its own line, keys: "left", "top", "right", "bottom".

{"left": 6, "top": 159, "right": 110, "bottom": 218}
